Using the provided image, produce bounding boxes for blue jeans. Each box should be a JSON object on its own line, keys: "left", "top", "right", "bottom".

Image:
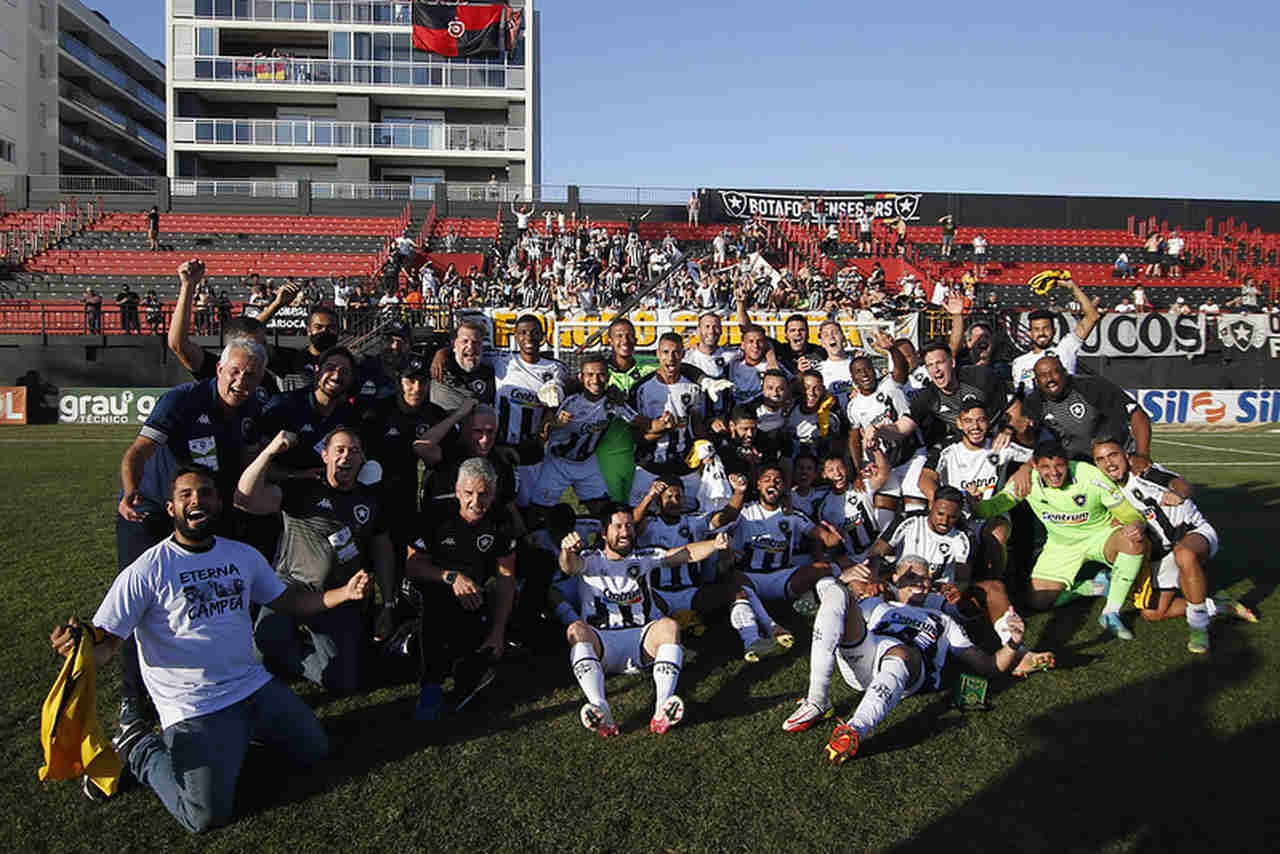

{"left": 254, "top": 602, "right": 363, "bottom": 696}
{"left": 129, "top": 679, "right": 328, "bottom": 833}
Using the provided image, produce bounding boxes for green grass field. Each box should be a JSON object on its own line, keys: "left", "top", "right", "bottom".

{"left": 3, "top": 425, "right": 1278, "bottom": 853}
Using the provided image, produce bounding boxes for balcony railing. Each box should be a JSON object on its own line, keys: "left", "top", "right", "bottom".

{"left": 170, "top": 179, "right": 300, "bottom": 198}
{"left": 178, "top": 0, "right": 522, "bottom": 24}
{"left": 58, "top": 34, "right": 165, "bottom": 115}
{"left": 175, "top": 54, "right": 524, "bottom": 90}
{"left": 58, "top": 82, "right": 166, "bottom": 154}
{"left": 173, "top": 118, "right": 524, "bottom": 153}
{"left": 59, "top": 127, "right": 160, "bottom": 177}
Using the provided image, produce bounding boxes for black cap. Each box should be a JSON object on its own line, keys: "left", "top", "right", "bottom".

{"left": 399, "top": 355, "right": 429, "bottom": 379}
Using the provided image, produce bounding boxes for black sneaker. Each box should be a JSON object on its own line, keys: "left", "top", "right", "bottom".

{"left": 450, "top": 652, "right": 497, "bottom": 713}
{"left": 119, "top": 696, "right": 158, "bottom": 728}
{"left": 374, "top": 604, "right": 397, "bottom": 642}
{"left": 112, "top": 719, "right": 152, "bottom": 766}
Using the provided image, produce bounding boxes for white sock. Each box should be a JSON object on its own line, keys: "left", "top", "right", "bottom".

{"left": 1205, "top": 597, "right": 1220, "bottom": 618}
{"left": 570, "top": 642, "right": 607, "bottom": 711}
{"left": 730, "top": 596, "right": 760, "bottom": 650}
{"left": 1186, "top": 601, "right": 1210, "bottom": 631}
{"left": 849, "top": 655, "right": 911, "bottom": 739}
{"left": 807, "top": 580, "right": 847, "bottom": 707}
{"left": 652, "top": 643, "right": 683, "bottom": 714}
{"left": 553, "top": 601, "right": 580, "bottom": 626}
{"left": 741, "top": 584, "right": 776, "bottom": 635}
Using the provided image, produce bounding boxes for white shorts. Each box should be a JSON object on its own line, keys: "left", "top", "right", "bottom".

{"left": 534, "top": 454, "right": 609, "bottom": 507}
{"left": 744, "top": 567, "right": 800, "bottom": 602}
{"left": 1155, "top": 523, "right": 1220, "bottom": 587}
{"left": 880, "top": 449, "right": 928, "bottom": 502}
{"left": 653, "top": 587, "right": 698, "bottom": 614}
{"left": 835, "top": 634, "right": 927, "bottom": 696}
{"left": 596, "top": 621, "right": 660, "bottom": 675}
{"left": 629, "top": 468, "right": 702, "bottom": 512}
{"left": 516, "top": 462, "right": 542, "bottom": 507}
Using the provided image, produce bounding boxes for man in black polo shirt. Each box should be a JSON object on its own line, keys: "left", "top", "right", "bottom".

{"left": 736, "top": 297, "right": 826, "bottom": 375}
{"left": 423, "top": 404, "right": 520, "bottom": 530}
{"left": 260, "top": 346, "right": 362, "bottom": 480}
{"left": 236, "top": 427, "right": 393, "bottom": 696}
{"left": 1023, "top": 355, "right": 1151, "bottom": 463}
{"left": 428, "top": 318, "right": 496, "bottom": 409}
{"left": 407, "top": 457, "right": 517, "bottom": 721}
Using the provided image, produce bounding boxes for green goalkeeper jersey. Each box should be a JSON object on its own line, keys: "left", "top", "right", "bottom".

{"left": 977, "top": 460, "right": 1139, "bottom": 544}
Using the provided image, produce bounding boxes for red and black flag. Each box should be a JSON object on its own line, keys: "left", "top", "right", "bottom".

{"left": 412, "top": 3, "right": 507, "bottom": 57}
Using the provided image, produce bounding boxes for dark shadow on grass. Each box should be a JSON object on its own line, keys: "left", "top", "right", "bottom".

{"left": 881, "top": 648, "right": 1274, "bottom": 854}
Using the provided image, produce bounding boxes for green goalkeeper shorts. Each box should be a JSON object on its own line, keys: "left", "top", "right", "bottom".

{"left": 1031, "top": 526, "right": 1115, "bottom": 586}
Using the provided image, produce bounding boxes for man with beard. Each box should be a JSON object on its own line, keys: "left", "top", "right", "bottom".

{"left": 975, "top": 441, "right": 1146, "bottom": 640}
{"left": 709, "top": 405, "right": 779, "bottom": 484}
{"left": 561, "top": 503, "right": 731, "bottom": 737}
{"left": 681, "top": 312, "right": 740, "bottom": 416}
{"left": 426, "top": 405, "right": 522, "bottom": 534}
{"left": 630, "top": 333, "right": 709, "bottom": 509}
{"left": 360, "top": 356, "right": 478, "bottom": 637}
{"left": 1022, "top": 356, "right": 1150, "bottom": 464}
{"left": 52, "top": 465, "right": 368, "bottom": 825}
{"left": 742, "top": 370, "right": 794, "bottom": 465}
{"left": 259, "top": 347, "right": 362, "bottom": 481}
{"left": 534, "top": 353, "right": 648, "bottom": 517}
{"left": 237, "top": 428, "right": 393, "bottom": 696}
{"left": 786, "top": 371, "right": 844, "bottom": 462}
{"left": 114, "top": 338, "right": 267, "bottom": 729}
{"left": 1091, "top": 438, "right": 1258, "bottom": 653}
{"left": 354, "top": 324, "right": 413, "bottom": 408}
{"left": 845, "top": 351, "right": 926, "bottom": 524}
{"left": 724, "top": 324, "right": 786, "bottom": 406}
{"left": 632, "top": 475, "right": 794, "bottom": 662}
{"left": 406, "top": 458, "right": 519, "bottom": 720}
{"left": 593, "top": 317, "right": 656, "bottom": 502}
{"left": 1009, "top": 280, "right": 1101, "bottom": 397}
{"left": 428, "top": 319, "right": 496, "bottom": 407}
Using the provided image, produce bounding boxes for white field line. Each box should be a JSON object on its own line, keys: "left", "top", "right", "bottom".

{"left": 1156, "top": 438, "right": 1280, "bottom": 458}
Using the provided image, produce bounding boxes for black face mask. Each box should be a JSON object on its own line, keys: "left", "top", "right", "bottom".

{"left": 310, "top": 331, "right": 338, "bottom": 351}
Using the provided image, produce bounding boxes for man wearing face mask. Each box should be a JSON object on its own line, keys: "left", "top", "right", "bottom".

{"left": 274, "top": 306, "right": 342, "bottom": 392}
{"left": 237, "top": 427, "right": 393, "bottom": 697}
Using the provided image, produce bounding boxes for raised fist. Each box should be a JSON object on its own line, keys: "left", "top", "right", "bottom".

{"left": 561, "top": 531, "right": 584, "bottom": 554}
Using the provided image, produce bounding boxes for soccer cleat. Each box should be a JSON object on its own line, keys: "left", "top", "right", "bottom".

{"left": 1220, "top": 598, "right": 1259, "bottom": 624}
{"left": 824, "top": 723, "right": 861, "bottom": 765}
{"left": 1012, "top": 651, "right": 1057, "bottom": 678}
{"left": 1187, "top": 628, "right": 1210, "bottom": 655}
{"left": 792, "top": 590, "right": 820, "bottom": 618}
{"left": 580, "top": 703, "right": 620, "bottom": 739}
{"left": 415, "top": 683, "right": 443, "bottom": 722}
{"left": 81, "top": 775, "right": 112, "bottom": 803}
{"left": 744, "top": 636, "right": 782, "bottom": 664}
{"left": 111, "top": 719, "right": 152, "bottom": 766}
{"left": 649, "top": 695, "right": 685, "bottom": 734}
{"left": 373, "top": 604, "right": 397, "bottom": 642}
{"left": 1098, "top": 612, "right": 1134, "bottom": 641}
{"left": 1090, "top": 569, "right": 1110, "bottom": 598}
{"left": 782, "top": 699, "right": 833, "bottom": 733}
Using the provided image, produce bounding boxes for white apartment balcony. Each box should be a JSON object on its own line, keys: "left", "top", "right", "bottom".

{"left": 172, "top": 118, "right": 525, "bottom": 161}
{"left": 172, "top": 54, "right": 525, "bottom": 96}
{"left": 178, "top": 0, "right": 523, "bottom": 25}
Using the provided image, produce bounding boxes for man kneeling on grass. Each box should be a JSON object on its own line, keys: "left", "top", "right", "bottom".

{"left": 49, "top": 465, "right": 369, "bottom": 832}
{"left": 559, "top": 502, "right": 732, "bottom": 738}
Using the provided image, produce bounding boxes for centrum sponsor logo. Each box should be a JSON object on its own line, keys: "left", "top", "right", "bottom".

{"left": 1041, "top": 511, "right": 1090, "bottom": 525}
{"left": 58, "top": 388, "right": 168, "bottom": 424}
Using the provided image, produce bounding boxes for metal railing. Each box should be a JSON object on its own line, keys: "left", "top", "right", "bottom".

{"left": 172, "top": 118, "right": 524, "bottom": 153}
{"left": 311, "top": 182, "right": 416, "bottom": 200}
{"left": 30, "top": 174, "right": 164, "bottom": 195}
{"left": 577, "top": 186, "right": 694, "bottom": 205}
{"left": 175, "top": 54, "right": 525, "bottom": 90}
{"left": 178, "top": 0, "right": 523, "bottom": 23}
{"left": 445, "top": 182, "right": 567, "bottom": 203}
{"left": 170, "top": 179, "right": 300, "bottom": 198}
{"left": 58, "top": 127, "right": 160, "bottom": 178}
{"left": 57, "top": 34, "right": 165, "bottom": 115}
{"left": 58, "top": 81, "right": 166, "bottom": 155}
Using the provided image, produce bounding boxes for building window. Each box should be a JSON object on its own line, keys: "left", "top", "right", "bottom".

{"left": 331, "top": 31, "right": 350, "bottom": 59}
{"left": 196, "top": 27, "right": 215, "bottom": 56}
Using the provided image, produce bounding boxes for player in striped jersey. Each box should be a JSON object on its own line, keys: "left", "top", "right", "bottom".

{"left": 789, "top": 452, "right": 831, "bottom": 519}
{"left": 630, "top": 334, "right": 709, "bottom": 510}
{"left": 682, "top": 312, "right": 742, "bottom": 416}
{"left": 743, "top": 370, "right": 794, "bottom": 465}
{"left": 786, "top": 371, "right": 845, "bottom": 462}
{"left": 560, "top": 503, "right": 731, "bottom": 737}
{"left": 533, "top": 353, "right": 648, "bottom": 516}
{"left": 724, "top": 324, "right": 786, "bottom": 406}
{"left": 815, "top": 320, "right": 864, "bottom": 413}
{"left": 817, "top": 448, "right": 890, "bottom": 565}
{"left": 633, "top": 475, "right": 795, "bottom": 662}
{"left": 1091, "top": 439, "right": 1258, "bottom": 653}
{"left": 845, "top": 352, "right": 926, "bottom": 525}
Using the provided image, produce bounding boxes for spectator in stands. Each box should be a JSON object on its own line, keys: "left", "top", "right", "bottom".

{"left": 1199, "top": 298, "right": 1221, "bottom": 317}
{"left": 972, "top": 233, "right": 989, "bottom": 276}
{"left": 116, "top": 284, "right": 141, "bottom": 334}
{"left": 193, "top": 285, "right": 212, "bottom": 335}
{"left": 815, "top": 196, "right": 828, "bottom": 230}
{"left": 688, "top": 191, "right": 701, "bottom": 227}
{"left": 856, "top": 209, "right": 874, "bottom": 256}
{"left": 83, "top": 287, "right": 102, "bottom": 334}
{"left": 443, "top": 228, "right": 460, "bottom": 253}
{"left": 1114, "top": 252, "right": 1135, "bottom": 278}
{"left": 938, "top": 215, "right": 956, "bottom": 258}
{"left": 1166, "top": 230, "right": 1185, "bottom": 279}
{"left": 248, "top": 282, "right": 270, "bottom": 309}
{"left": 146, "top": 205, "right": 160, "bottom": 252}
{"left": 1132, "top": 284, "right": 1149, "bottom": 313}
{"left": 893, "top": 216, "right": 908, "bottom": 256}
{"left": 512, "top": 199, "right": 536, "bottom": 240}
{"left": 216, "top": 291, "right": 233, "bottom": 331}
{"left": 1173, "top": 297, "right": 1192, "bottom": 315}
{"left": 1227, "top": 275, "right": 1261, "bottom": 309}
{"left": 1114, "top": 295, "right": 1136, "bottom": 313}
{"left": 1143, "top": 232, "right": 1162, "bottom": 277}
{"left": 142, "top": 289, "right": 164, "bottom": 335}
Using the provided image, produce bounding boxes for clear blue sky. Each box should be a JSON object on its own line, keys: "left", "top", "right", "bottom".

{"left": 93, "top": 0, "right": 1278, "bottom": 199}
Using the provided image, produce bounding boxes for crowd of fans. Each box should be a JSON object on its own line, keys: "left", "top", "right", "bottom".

{"left": 45, "top": 255, "right": 1261, "bottom": 833}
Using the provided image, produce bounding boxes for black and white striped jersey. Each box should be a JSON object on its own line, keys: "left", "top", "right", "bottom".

{"left": 546, "top": 393, "right": 638, "bottom": 462}
{"left": 878, "top": 511, "right": 971, "bottom": 585}
{"left": 638, "top": 513, "right": 713, "bottom": 591}
{"left": 925, "top": 438, "right": 1032, "bottom": 512}
{"left": 632, "top": 372, "right": 707, "bottom": 473}
{"left": 818, "top": 486, "right": 880, "bottom": 559}
{"left": 845, "top": 375, "right": 922, "bottom": 467}
{"left": 855, "top": 599, "right": 974, "bottom": 692}
{"left": 576, "top": 547, "right": 664, "bottom": 631}
{"left": 790, "top": 485, "right": 832, "bottom": 520}
{"left": 1117, "top": 464, "right": 1210, "bottom": 552}
{"left": 731, "top": 502, "right": 816, "bottom": 572}
{"left": 491, "top": 351, "right": 569, "bottom": 446}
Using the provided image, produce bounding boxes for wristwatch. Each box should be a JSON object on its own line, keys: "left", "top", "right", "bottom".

{"left": 443, "top": 571, "right": 458, "bottom": 585}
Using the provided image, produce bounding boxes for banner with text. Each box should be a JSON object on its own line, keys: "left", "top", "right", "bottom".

{"left": 0, "top": 387, "right": 27, "bottom": 425}
{"left": 1129, "top": 388, "right": 1280, "bottom": 424}
{"left": 58, "top": 387, "right": 171, "bottom": 425}
{"left": 1020, "top": 311, "right": 1208, "bottom": 357}
{"left": 1216, "top": 312, "right": 1280, "bottom": 358}
{"left": 709, "top": 189, "right": 926, "bottom": 223}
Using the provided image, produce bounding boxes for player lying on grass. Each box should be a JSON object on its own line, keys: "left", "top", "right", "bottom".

{"left": 633, "top": 476, "right": 794, "bottom": 663}
{"left": 559, "top": 503, "right": 732, "bottom": 737}
{"left": 974, "top": 440, "right": 1147, "bottom": 641}
{"left": 781, "top": 570, "right": 1053, "bottom": 761}
{"left": 1090, "top": 438, "right": 1259, "bottom": 654}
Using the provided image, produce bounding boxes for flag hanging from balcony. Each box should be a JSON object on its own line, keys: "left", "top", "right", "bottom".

{"left": 413, "top": 3, "right": 507, "bottom": 57}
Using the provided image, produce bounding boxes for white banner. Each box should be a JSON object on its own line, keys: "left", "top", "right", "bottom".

{"left": 714, "top": 189, "right": 924, "bottom": 223}
{"left": 1131, "top": 388, "right": 1280, "bottom": 425}
{"left": 1020, "top": 311, "right": 1207, "bottom": 357}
